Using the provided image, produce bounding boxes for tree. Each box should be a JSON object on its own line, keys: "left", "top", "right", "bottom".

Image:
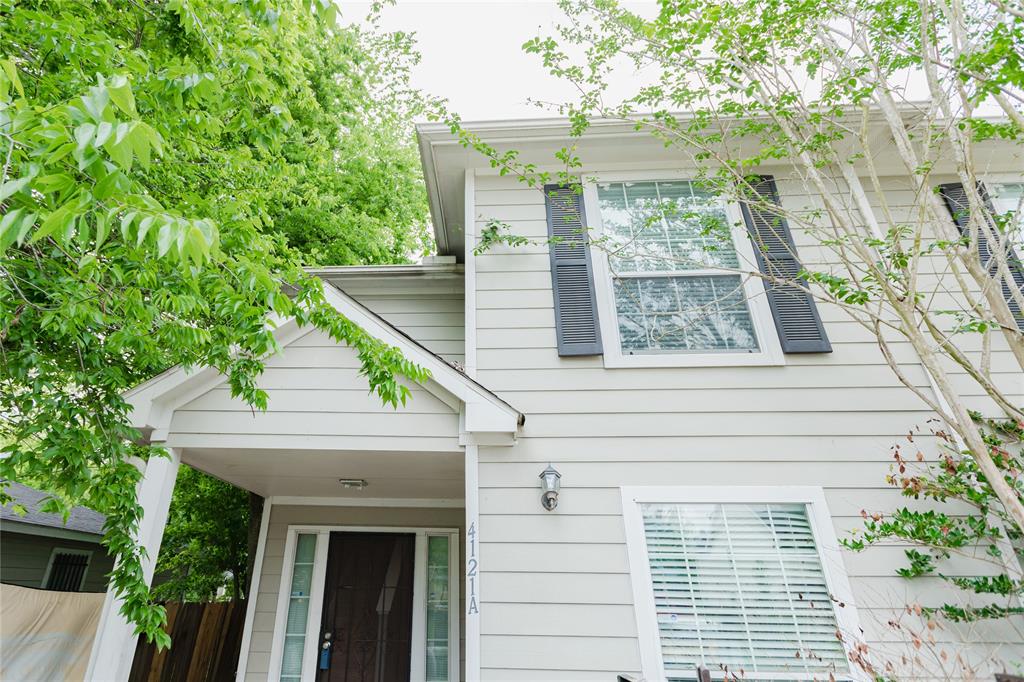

{"left": 145, "top": 8, "right": 432, "bottom": 602}
{"left": 151, "top": 466, "right": 250, "bottom": 603}
{"left": 1, "top": 0, "right": 429, "bottom": 646}
{"left": 436, "top": 0, "right": 1023, "bottom": 674}
{"left": 843, "top": 414, "right": 1023, "bottom": 668}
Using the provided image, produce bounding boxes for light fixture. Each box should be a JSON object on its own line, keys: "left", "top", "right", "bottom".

{"left": 539, "top": 464, "right": 561, "bottom": 511}
{"left": 338, "top": 478, "right": 367, "bottom": 490}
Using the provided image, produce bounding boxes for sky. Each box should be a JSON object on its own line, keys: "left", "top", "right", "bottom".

{"left": 342, "top": 0, "right": 654, "bottom": 121}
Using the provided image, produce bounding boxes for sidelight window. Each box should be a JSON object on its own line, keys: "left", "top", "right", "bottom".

{"left": 280, "top": 533, "right": 317, "bottom": 681}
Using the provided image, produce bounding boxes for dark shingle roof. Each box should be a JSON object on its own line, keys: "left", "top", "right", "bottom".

{"left": 0, "top": 481, "right": 106, "bottom": 536}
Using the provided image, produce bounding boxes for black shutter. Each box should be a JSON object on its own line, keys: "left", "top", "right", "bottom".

{"left": 739, "top": 176, "right": 832, "bottom": 353}
{"left": 938, "top": 182, "right": 1024, "bottom": 328}
{"left": 544, "top": 184, "right": 603, "bottom": 356}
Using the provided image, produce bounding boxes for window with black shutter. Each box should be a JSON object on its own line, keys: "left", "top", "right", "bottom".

{"left": 938, "top": 181, "right": 1024, "bottom": 329}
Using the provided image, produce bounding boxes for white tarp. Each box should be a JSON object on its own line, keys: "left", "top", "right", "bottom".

{"left": 0, "top": 583, "right": 104, "bottom": 681}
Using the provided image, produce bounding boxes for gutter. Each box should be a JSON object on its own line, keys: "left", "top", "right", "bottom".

{"left": 417, "top": 129, "right": 450, "bottom": 256}
{"left": 305, "top": 262, "right": 463, "bottom": 279}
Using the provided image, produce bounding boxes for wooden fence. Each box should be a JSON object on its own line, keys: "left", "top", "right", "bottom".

{"left": 128, "top": 600, "right": 247, "bottom": 682}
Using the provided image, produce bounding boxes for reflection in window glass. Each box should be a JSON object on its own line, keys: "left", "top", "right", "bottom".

{"left": 640, "top": 503, "right": 849, "bottom": 678}
{"left": 280, "top": 533, "right": 316, "bottom": 681}
{"left": 990, "top": 182, "right": 1024, "bottom": 249}
{"left": 615, "top": 275, "right": 759, "bottom": 352}
{"left": 598, "top": 180, "right": 759, "bottom": 353}
{"left": 599, "top": 180, "right": 739, "bottom": 272}
{"left": 425, "top": 536, "right": 450, "bottom": 681}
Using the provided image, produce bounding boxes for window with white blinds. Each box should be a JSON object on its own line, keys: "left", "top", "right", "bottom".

{"left": 639, "top": 502, "right": 850, "bottom": 680}
{"left": 425, "top": 535, "right": 451, "bottom": 681}
{"left": 280, "top": 533, "right": 317, "bottom": 682}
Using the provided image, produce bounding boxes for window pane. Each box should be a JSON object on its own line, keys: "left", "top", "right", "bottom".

{"left": 280, "top": 533, "right": 317, "bottom": 681}
{"left": 598, "top": 180, "right": 739, "bottom": 272}
{"left": 425, "top": 535, "right": 450, "bottom": 681}
{"left": 640, "top": 503, "right": 849, "bottom": 677}
{"left": 45, "top": 551, "right": 90, "bottom": 591}
{"left": 990, "top": 182, "right": 1024, "bottom": 248}
{"left": 990, "top": 182, "right": 1024, "bottom": 217}
{"left": 614, "top": 275, "right": 759, "bottom": 352}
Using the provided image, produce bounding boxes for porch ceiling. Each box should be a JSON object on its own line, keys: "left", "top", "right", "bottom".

{"left": 182, "top": 447, "right": 464, "bottom": 500}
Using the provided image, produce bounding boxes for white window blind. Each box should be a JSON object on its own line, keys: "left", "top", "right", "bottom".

{"left": 640, "top": 502, "right": 849, "bottom": 679}
{"left": 280, "top": 533, "right": 317, "bottom": 681}
{"left": 597, "top": 180, "right": 760, "bottom": 354}
{"left": 425, "top": 535, "right": 451, "bottom": 681}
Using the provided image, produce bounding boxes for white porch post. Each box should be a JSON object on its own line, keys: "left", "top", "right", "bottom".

{"left": 85, "top": 446, "right": 181, "bottom": 682}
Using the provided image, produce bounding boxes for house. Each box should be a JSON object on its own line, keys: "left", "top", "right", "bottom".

{"left": 84, "top": 116, "right": 1023, "bottom": 681}
{"left": 0, "top": 481, "right": 113, "bottom": 593}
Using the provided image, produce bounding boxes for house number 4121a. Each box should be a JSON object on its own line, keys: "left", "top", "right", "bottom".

{"left": 467, "top": 522, "right": 479, "bottom": 615}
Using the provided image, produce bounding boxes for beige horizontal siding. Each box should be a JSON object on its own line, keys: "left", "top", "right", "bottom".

{"left": 170, "top": 329, "right": 460, "bottom": 451}
{"left": 0, "top": 530, "right": 113, "bottom": 593}
{"left": 471, "top": 170, "right": 1020, "bottom": 679}
{"left": 347, "top": 290, "right": 465, "bottom": 364}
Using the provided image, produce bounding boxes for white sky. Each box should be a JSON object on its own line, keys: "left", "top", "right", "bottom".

{"left": 342, "top": 0, "right": 655, "bottom": 121}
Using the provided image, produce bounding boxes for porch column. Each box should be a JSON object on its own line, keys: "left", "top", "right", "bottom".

{"left": 85, "top": 446, "right": 181, "bottom": 682}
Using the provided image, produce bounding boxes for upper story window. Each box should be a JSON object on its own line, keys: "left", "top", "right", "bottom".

{"left": 989, "top": 181, "right": 1023, "bottom": 249}
{"left": 586, "top": 176, "right": 784, "bottom": 368}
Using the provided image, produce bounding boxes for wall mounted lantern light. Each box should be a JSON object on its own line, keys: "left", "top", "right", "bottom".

{"left": 539, "top": 464, "right": 561, "bottom": 511}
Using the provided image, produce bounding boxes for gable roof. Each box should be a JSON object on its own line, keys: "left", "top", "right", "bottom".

{"left": 125, "top": 282, "right": 522, "bottom": 442}
{"left": 1, "top": 481, "right": 106, "bottom": 537}
{"left": 333, "top": 283, "right": 522, "bottom": 419}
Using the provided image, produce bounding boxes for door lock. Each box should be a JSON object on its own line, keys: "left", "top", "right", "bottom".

{"left": 319, "top": 632, "right": 332, "bottom": 670}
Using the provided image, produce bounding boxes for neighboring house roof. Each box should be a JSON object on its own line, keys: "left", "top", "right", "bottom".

{"left": 0, "top": 480, "right": 106, "bottom": 538}
{"left": 125, "top": 281, "right": 523, "bottom": 442}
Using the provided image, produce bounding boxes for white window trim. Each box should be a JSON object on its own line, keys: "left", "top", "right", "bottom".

{"left": 40, "top": 547, "right": 93, "bottom": 591}
{"left": 984, "top": 174, "right": 1024, "bottom": 218}
{"left": 983, "top": 172, "right": 1024, "bottom": 188}
{"left": 583, "top": 170, "right": 785, "bottom": 368}
{"left": 620, "top": 486, "right": 866, "bottom": 682}
{"left": 267, "top": 525, "right": 461, "bottom": 682}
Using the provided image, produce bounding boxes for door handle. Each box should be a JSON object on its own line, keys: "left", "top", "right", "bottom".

{"left": 319, "top": 632, "right": 332, "bottom": 670}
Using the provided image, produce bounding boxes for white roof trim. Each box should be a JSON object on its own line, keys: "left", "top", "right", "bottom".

{"left": 306, "top": 262, "right": 462, "bottom": 279}
{"left": 125, "top": 284, "right": 522, "bottom": 441}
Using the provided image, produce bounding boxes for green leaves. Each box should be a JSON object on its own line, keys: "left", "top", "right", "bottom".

{"left": 844, "top": 416, "right": 1023, "bottom": 627}
{"left": 0, "top": 176, "right": 32, "bottom": 204}
{"left": 1, "top": 0, "right": 428, "bottom": 650}
{"left": 0, "top": 58, "right": 24, "bottom": 99}
{"left": 107, "top": 75, "right": 137, "bottom": 116}
{"left": 312, "top": 0, "right": 338, "bottom": 27}
{"left": 0, "top": 209, "right": 37, "bottom": 252}
{"left": 152, "top": 466, "right": 252, "bottom": 603}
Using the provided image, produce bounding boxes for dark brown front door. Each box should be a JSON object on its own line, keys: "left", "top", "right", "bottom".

{"left": 316, "top": 532, "right": 415, "bottom": 682}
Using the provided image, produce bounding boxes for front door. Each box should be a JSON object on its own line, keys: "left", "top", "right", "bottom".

{"left": 316, "top": 532, "right": 415, "bottom": 682}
